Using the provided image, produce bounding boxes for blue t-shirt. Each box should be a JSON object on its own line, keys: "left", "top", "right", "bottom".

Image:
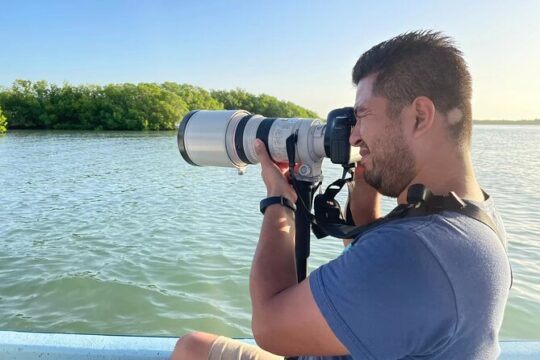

{"left": 306, "top": 197, "right": 511, "bottom": 360}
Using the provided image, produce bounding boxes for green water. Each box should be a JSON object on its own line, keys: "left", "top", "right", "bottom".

{"left": 0, "top": 127, "right": 539, "bottom": 339}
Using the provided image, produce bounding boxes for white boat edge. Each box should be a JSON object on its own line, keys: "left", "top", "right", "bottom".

{"left": 1, "top": 330, "right": 540, "bottom": 359}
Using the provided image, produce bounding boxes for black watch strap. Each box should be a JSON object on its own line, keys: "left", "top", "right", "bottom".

{"left": 260, "top": 196, "right": 297, "bottom": 214}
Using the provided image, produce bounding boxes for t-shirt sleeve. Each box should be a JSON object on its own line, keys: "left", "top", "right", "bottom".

{"left": 309, "top": 225, "right": 457, "bottom": 359}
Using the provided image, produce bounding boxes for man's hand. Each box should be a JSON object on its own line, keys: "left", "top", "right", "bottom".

{"left": 255, "top": 139, "right": 297, "bottom": 203}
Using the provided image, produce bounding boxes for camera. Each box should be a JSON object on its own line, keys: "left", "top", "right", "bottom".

{"left": 176, "top": 107, "right": 360, "bottom": 181}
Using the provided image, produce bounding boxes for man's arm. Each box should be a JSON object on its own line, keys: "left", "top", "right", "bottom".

{"left": 249, "top": 140, "right": 348, "bottom": 356}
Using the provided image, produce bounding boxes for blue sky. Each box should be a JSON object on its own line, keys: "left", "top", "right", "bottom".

{"left": 1, "top": 0, "right": 539, "bottom": 120}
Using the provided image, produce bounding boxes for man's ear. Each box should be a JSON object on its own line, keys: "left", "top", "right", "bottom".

{"left": 411, "top": 96, "right": 435, "bottom": 138}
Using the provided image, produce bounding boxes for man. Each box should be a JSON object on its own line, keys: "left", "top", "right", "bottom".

{"left": 172, "top": 30, "right": 511, "bottom": 359}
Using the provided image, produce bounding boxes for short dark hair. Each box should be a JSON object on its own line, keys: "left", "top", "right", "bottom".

{"left": 352, "top": 30, "right": 472, "bottom": 147}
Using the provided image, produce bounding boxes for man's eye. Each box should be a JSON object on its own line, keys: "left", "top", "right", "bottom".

{"left": 354, "top": 114, "right": 367, "bottom": 125}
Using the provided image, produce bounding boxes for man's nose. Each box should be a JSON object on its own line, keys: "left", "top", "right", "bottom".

{"left": 349, "top": 124, "right": 362, "bottom": 146}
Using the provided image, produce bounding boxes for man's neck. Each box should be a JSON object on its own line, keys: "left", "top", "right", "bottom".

{"left": 397, "top": 153, "right": 483, "bottom": 205}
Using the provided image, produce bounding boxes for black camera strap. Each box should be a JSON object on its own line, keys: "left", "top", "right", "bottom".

{"left": 311, "top": 175, "right": 354, "bottom": 238}
{"left": 312, "top": 183, "right": 503, "bottom": 242}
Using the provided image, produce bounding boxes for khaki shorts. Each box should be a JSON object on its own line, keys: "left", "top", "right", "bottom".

{"left": 208, "top": 336, "right": 284, "bottom": 360}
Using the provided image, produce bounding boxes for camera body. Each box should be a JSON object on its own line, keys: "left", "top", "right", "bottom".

{"left": 177, "top": 107, "right": 359, "bottom": 181}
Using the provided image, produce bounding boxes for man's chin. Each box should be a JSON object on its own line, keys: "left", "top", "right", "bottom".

{"left": 362, "top": 170, "right": 381, "bottom": 191}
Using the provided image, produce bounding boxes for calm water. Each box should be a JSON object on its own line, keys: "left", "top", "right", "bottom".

{"left": 0, "top": 126, "right": 539, "bottom": 339}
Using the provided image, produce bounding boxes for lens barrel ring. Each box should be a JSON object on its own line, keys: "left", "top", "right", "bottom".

{"left": 235, "top": 115, "right": 254, "bottom": 164}
{"left": 177, "top": 110, "right": 199, "bottom": 166}
{"left": 255, "top": 118, "right": 276, "bottom": 162}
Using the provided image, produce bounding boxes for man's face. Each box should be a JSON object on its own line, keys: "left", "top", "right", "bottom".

{"left": 349, "top": 75, "right": 416, "bottom": 198}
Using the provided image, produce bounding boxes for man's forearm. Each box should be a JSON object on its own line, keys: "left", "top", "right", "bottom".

{"left": 343, "top": 177, "right": 381, "bottom": 246}
{"left": 250, "top": 205, "right": 297, "bottom": 309}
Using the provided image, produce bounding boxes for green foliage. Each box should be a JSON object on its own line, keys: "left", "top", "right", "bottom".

{"left": 0, "top": 106, "right": 6, "bottom": 133}
{"left": 0, "top": 81, "right": 318, "bottom": 130}
{"left": 97, "top": 83, "right": 188, "bottom": 130}
{"left": 161, "top": 82, "right": 223, "bottom": 111}
{"left": 211, "top": 88, "right": 319, "bottom": 118}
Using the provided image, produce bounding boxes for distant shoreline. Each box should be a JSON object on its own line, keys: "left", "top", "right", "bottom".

{"left": 474, "top": 119, "right": 540, "bottom": 125}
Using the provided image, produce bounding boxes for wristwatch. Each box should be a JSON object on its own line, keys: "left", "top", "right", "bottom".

{"left": 260, "top": 196, "right": 297, "bottom": 214}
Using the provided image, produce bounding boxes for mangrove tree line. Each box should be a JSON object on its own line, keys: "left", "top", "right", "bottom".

{"left": 0, "top": 80, "right": 319, "bottom": 132}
